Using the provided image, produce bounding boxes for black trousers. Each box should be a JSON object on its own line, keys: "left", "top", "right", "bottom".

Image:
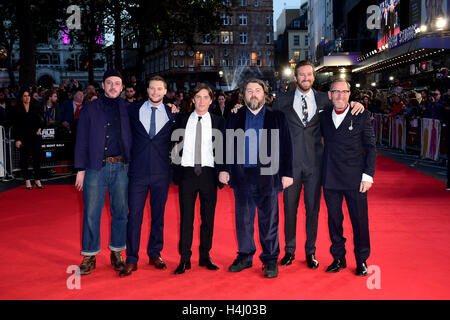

{"left": 178, "top": 167, "right": 217, "bottom": 262}
{"left": 283, "top": 168, "right": 321, "bottom": 255}
{"left": 323, "top": 188, "right": 371, "bottom": 264}
{"left": 18, "top": 135, "right": 42, "bottom": 180}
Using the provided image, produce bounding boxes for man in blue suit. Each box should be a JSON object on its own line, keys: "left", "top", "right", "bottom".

{"left": 320, "top": 79, "right": 376, "bottom": 277}
{"left": 74, "top": 70, "right": 132, "bottom": 275}
{"left": 119, "top": 76, "right": 178, "bottom": 277}
{"left": 219, "top": 78, "right": 294, "bottom": 278}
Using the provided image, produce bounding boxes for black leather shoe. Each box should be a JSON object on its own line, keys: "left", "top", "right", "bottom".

{"left": 110, "top": 251, "right": 126, "bottom": 271}
{"left": 119, "top": 264, "right": 137, "bottom": 277}
{"left": 355, "top": 262, "right": 368, "bottom": 276}
{"left": 228, "top": 259, "right": 252, "bottom": 272}
{"left": 79, "top": 256, "right": 96, "bottom": 275}
{"left": 263, "top": 261, "right": 278, "bottom": 278}
{"left": 174, "top": 260, "right": 191, "bottom": 274}
{"left": 326, "top": 257, "right": 346, "bottom": 273}
{"left": 306, "top": 254, "right": 319, "bottom": 269}
{"left": 199, "top": 258, "right": 219, "bottom": 270}
{"left": 280, "top": 253, "right": 295, "bottom": 266}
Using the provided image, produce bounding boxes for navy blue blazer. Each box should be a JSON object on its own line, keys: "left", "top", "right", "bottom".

{"left": 219, "top": 106, "right": 294, "bottom": 195}
{"left": 320, "top": 108, "right": 376, "bottom": 190}
{"left": 74, "top": 95, "right": 132, "bottom": 171}
{"left": 60, "top": 99, "right": 77, "bottom": 124}
{"left": 128, "top": 101, "right": 178, "bottom": 178}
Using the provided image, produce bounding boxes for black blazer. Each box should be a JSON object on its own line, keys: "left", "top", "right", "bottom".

{"left": 171, "top": 111, "right": 225, "bottom": 186}
{"left": 320, "top": 108, "right": 377, "bottom": 190}
{"left": 219, "top": 106, "right": 294, "bottom": 195}
{"left": 272, "top": 89, "right": 331, "bottom": 173}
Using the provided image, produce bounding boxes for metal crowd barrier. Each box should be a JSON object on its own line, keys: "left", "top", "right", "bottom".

{"left": 2, "top": 126, "right": 75, "bottom": 181}
{"left": 372, "top": 114, "right": 448, "bottom": 163}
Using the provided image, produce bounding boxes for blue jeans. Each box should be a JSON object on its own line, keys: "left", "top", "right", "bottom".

{"left": 81, "top": 163, "right": 128, "bottom": 256}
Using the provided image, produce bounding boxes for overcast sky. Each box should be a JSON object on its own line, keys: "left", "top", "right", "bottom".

{"left": 273, "top": 0, "right": 302, "bottom": 32}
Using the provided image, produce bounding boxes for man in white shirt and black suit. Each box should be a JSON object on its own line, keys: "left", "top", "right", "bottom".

{"left": 320, "top": 79, "right": 376, "bottom": 276}
{"left": 171, "top": 83, "right": 225, "bottom": 274}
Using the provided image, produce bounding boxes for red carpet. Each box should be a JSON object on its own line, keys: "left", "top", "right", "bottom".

{"left": 0, "top": 155, "right": 449, "bottom": 300}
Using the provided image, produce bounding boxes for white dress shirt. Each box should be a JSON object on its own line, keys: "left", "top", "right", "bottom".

{"left": 139, "top": 101, "right": 169, "bottom": 135}
{"left": 332, "top": 105, "right": 373, "bottom": 184}
{"left": 181, "top": 111, "right": 214, "bottom": 168}
{"left": 293, "top": 88, "right": 317, "bottom": 124}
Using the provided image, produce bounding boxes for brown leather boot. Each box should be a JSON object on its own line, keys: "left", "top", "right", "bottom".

{"left": 110, "top": 251, "right": 126, "bottom": 271}
{"left": 79, "top": 256, "right": 96, "bottom": 275}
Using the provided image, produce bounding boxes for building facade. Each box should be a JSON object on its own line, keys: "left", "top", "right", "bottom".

{"left": 6, "top": 32, "right": 107, "bottom": 88}
{"left": 133, "top": 0, "right": 275, "bottom": 92}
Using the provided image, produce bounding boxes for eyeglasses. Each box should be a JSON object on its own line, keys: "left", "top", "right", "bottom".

{"left": 330, "top": 90, "right": 350, "bottom": 95}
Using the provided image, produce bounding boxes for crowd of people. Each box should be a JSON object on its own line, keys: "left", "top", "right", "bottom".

{"left": 0, "top": 71, "right": 448, "bottom": 194}
{"left": 350, "top": 85, "right": 450, "bottom": 121}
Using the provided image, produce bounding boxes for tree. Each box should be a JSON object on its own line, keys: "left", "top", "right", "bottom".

{"left": 16, "top": 0, "right": 35, "bottom": 89}
{"left": 0, "top": 1, "right": 18, "bottom": 86}
{"left": 118, "top": 0, "right": 228, "bottom": 78}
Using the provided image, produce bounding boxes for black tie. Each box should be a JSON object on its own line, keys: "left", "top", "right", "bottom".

{"left": 301, "top": 95, "right": 308, "bottom": 125}
{"left": 194, "top": 116, "right": 202, "bottom": 176}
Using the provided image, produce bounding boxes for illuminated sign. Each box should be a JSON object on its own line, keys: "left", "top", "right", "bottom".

{"left": 387, "top": 24, "right": 418, "bottom": 49}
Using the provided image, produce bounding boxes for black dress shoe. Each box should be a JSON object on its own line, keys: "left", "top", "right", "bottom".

{"left": 306, "top": 254, "right": 319, "bottom": 269}
{"left": 228, "top": 259, "right": 252, "bottom": 272}
{"left": 326, "top": 257, "right": 346, "bottom": 273}
{"left": 355, "top": 262, "right": 368, "bottom": 276}
{"left": 79, "top": 256, "right": 96, "bottom": 275}
{"left": 263, "top": 260, "right": 278, "bottom": 278}
{"left": 35, "top": 180, "right": 44, "bottom": 189}
{"left": 174, "top": 260, "right": 191, "bottom": 274}
{"left": 119, "top": 264, "right": 137, "bottom": 277}
{"left": 199, "top": 258, "right": 219, "bottom": 270}
{"left": 110, "top": 251, "right": 126, "bottom": 271}
{"left": 280, "top": 253, "right": 295, "bottom": 266}
{"left": 25, "top": 180, "right": 32, "bottom": 190}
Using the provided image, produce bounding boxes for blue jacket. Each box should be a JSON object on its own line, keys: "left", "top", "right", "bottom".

{"left": 74, "top": 95, "right": 132, "bottom": 170}
{"left": 219, "top": 106, "right": 294, "bottom": 195}
{"left": 60, "top": 99, "right": 76, "bottom": 124}
{"left": 128, "top": 101, "right": 178, "bottom": 178}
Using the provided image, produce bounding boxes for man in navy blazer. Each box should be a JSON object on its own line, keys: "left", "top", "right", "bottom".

{"left": 320, "top": 79, "right": 376, "bottom": 277}
{"left": 61, "top": 89, "right": 84, "bottom": 130}
{"left": 219, "top": 78, "right": 294, "bottom": 278}
{"left": 119, "top": 76, "right": 178, "bottom": 277}
{"left": 74, "top": 70, "right": 132, "bottom": 276}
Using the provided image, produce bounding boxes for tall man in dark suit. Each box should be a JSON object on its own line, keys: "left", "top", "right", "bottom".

{"left": 272, "top": 60, "right": 364, "bottom": 269}
{"left": 74, "top": 70, "right": 132, "bottom": 275}
{"left": 320, "top": 79, "right": 376, "bottom": 276}
{"left": 219, "top": 78, "right": 294, "bottom": 278}
{"left": 119, "top": 76, "right": 178, "bottom": 277}
{"left": 171, "top": 83, "right": 224, "bottom": 274}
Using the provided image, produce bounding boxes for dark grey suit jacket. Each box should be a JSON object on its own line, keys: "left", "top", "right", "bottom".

{"left": 272, "top": 89, "right": 331, "bottom": 175}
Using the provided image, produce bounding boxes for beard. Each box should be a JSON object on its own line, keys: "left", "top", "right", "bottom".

{"left": 149, "top": 96, "right": 163, "bottom": 105}
{"left": 246, "top": 97, "right": 264, "bottom": 110}
{"left": 297, "top": 80, "right": 312, "bottom": 92}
